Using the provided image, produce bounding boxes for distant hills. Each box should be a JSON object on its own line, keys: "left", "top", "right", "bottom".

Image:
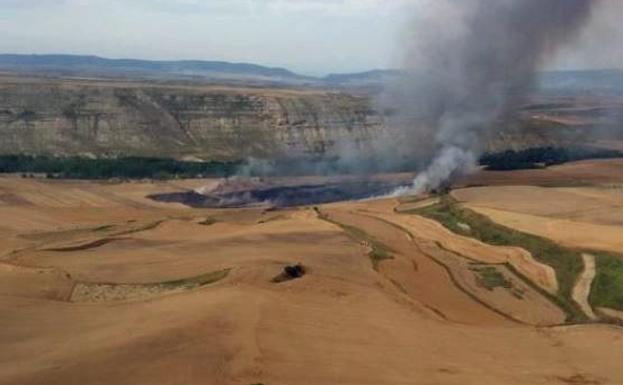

{"left": 0, "top": 54, "right": 406, "bottom": 88}
{"left": 323, "top": 69, "right": 406, "bottom": 86}
{"left": 1, "top": 54, "right": 623, "bottom": 93}
{"left": 0, "top": 54, "right": 311, "bottom": 84}
{"left": 540, "top": 69, "right": 623, "bottom": 95}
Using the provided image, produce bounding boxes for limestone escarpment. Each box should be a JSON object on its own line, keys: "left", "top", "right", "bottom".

{"left": 0, "top": 77, "right": 384, "bottom": 160}
{"left": 0, "top": 76, "right": 615, "bottom": 163}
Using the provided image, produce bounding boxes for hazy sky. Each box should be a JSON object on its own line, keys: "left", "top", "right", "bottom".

{"left": 0, "top": 0, "right": 621, "bottom": 75}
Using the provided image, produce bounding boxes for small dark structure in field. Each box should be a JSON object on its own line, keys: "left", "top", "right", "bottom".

{"left": 273, "top": 264, "right": 306, "bottom": 283}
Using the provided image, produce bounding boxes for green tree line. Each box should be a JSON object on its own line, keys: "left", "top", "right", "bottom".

{"left": 0, "top": 155, "right": 241, "bottom": 180}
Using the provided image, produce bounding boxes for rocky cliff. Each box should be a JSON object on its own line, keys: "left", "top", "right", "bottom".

{"left": 0, "top": 75, "right": 617, "bottom": 163}
{"left": 0, "top": 77, "right": 383, "bottom": 160}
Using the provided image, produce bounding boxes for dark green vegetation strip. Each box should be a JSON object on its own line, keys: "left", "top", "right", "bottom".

{"left": 479, "top": 146, "right": 623, "bottom": 171}
{"left": 409, "top": 196, "right": 587, "bottom": 323}
{"left": 334, "top": 220, "right": 393, "bottom": 271}
{"left": 0, "top": 155, "right": 241, "bottom": 180}
{"left": 159, "top": 269, "right": 231, "bottom": 290}
{"left": 2, "top": 146, "right": 621, "bottom": 179}
{"left": 315, "top": 209, "right": 393, "bottom": 270}
{"left": 471, "top": 266, "right": 512, "bottom": 291}
{"left": 368, "top": 244, "right": 393, "bottom": 271}
{"left": 199, "top": 217, "right": 219, "bottom": 226}
{"left": 590, "top": 253, "right": 623, "bottom": 311}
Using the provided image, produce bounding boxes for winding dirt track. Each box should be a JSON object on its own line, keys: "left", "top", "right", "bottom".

{"left": 573, "top": 254, "right": 597, "bottom": 320}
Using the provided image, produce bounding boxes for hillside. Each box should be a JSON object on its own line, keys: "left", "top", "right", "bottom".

{"left": 0, "top": 54, "right": 310, "bottom": 84}
{"left": 3, "top": 75, "right": 623, "bottom": 165}
{"left": 5, "top": 54, "right": 623, "bottom": 92}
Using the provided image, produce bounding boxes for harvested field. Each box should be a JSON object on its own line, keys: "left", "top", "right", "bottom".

{"left": 460, "top": 158, "right": 623, "bottom": 187}
{"left": 0, "top": 263, "right": 73, "bottom": 301}
{"left": 423, "top": 185, "right": 623, "bottom": 320}
{"left": 321, "top": 208, "right": 518, "bottom": 325}
{"left": 385, "top": 202, "right": 559, "bottom": 295}
{"left": 453, "top": 186, "right": 623, "bottom": 254}
{"left": 1, "top": 175, "right": 623, "bottom": 385}
{"left": 403, "top": 197, "right": 588, "bottom": 321}
{"left": 324, "top": 208, "right": 565, "bottom": 325}
{"left": 462, "top": 206, "right": 623, "bottom": 253}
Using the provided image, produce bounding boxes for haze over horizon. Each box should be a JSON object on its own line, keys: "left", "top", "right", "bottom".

{"left": 1, "top": 0, "right": 622, "bottom": 76}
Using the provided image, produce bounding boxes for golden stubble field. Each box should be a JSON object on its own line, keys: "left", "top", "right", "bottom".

{"left": 453, "top": 184, "right": 623, "bottom": 253}
{"left": 1, "top": 162, "right": 623, "bottom": 385}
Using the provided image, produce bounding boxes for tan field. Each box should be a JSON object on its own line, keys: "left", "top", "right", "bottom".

{"left": 2, "top": 175, "right": 623, "bottom": 385}
{"left": 450, "top": 162, "right": 623, "bottom": 326}
{"left": 460, "top": 158, "right": 623, "bottom": 187}
{"left": 453, "top": 185, "right": 623, "bottom": 252}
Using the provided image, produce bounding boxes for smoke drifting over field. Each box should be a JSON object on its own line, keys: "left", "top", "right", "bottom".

{"left": 390, "top": 0, "right": 599, "bottom": 194}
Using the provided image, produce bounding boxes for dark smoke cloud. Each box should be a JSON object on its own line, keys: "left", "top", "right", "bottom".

{"left": 387, "top": 0, "right": 599, "bottom": 194}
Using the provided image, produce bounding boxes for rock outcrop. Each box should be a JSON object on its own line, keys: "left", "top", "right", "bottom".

{"left": 0, "top": 77, "right": 383, "bottom": 160}
{"left": 0, "top": 76, "right": 615, "bottom": 162}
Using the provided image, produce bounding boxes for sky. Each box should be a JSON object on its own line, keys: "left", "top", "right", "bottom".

{"left": 0, "top": 0, "right": 621, "bottom": 75}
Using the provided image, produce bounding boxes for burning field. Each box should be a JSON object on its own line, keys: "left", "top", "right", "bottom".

{"left": 148, "top": 174, "right": 414, "bottom": 208}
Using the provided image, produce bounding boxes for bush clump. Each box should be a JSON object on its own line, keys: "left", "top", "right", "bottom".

{"left": 273, "top": 264, "right": 306, "bottom": 283}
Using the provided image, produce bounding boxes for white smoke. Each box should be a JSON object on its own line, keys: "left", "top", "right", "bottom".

{"left": 393, "top": 146, "right": 477, "bottom": 196}
{"left": 389, "top": 0, "right": 599, "bottom": 196}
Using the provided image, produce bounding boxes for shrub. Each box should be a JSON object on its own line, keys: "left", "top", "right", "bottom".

{"left": 273, "top": 264, "right": 306, "bottom": 283}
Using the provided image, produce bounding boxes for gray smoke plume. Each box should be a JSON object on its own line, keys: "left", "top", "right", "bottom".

{"left": 391, "top": 0, "right": 599, "bottom": 195}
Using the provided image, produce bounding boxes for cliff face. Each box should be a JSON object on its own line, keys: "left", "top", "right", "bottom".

{"left": 0, "top": 76, "right": 615, "bottom": 163}
{"left": 0, "top": 77, "right": 384, "bottom": 160}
